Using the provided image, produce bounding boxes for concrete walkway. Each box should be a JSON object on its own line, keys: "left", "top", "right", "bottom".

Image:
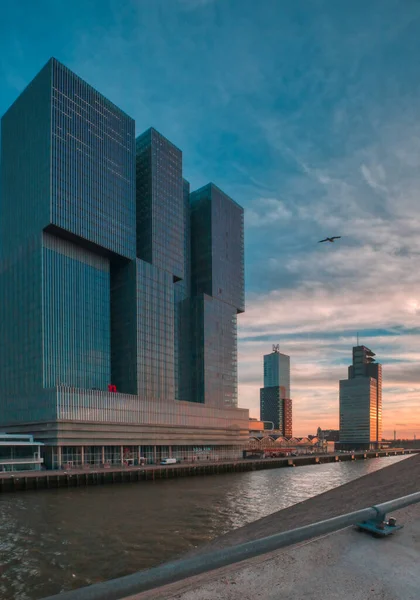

{"left": 129, "top": 503, "right": 420, "bottom": 600}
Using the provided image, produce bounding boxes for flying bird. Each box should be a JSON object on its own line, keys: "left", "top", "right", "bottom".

{"left": 318, "top": 236, "right": 341, "bottom": 243}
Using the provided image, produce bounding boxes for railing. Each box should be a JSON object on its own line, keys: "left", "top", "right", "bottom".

{"left": 42, "top": 491, "right": 420, "bottom": 600}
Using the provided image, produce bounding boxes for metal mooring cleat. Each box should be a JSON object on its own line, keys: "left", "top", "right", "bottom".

{"left": 356, "top": 508, "right": 403, "bottom": 537}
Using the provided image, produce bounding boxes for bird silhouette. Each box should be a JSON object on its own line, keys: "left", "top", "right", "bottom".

{"left": 318, "top": 236, "right": 341, "bottom": 243}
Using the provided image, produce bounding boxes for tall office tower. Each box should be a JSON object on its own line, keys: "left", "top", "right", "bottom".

{"left": 260, "top": 346, "right": 292, "bottom": 436}
{"left": 263, "top": 346, "right": 290, "bottom": 397}
{"left": 0, "top": 58, "right": 248, "bottom": 468}
{"left": 190, "top": 184, "right": 245, "bottom": 408}
{"left": 339, "top": 345, "right": 383, "bottom": 450}
{"left": 0, "top": 58, "right": 136, "bottom": 413}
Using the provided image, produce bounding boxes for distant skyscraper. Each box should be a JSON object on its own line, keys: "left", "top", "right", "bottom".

{"left": 260, "top": 345, "right": 292, "bottom": 437}
{"left": 263, "top": 346, "right": 290, "bottom": 396}
{"left": 339, "top": 345, "right": 383, "bottom": 450}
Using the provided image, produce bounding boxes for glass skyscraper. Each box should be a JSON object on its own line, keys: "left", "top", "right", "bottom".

{"left": 263, "top": 347, "right": 290, "bottom": 396}
{"left": 0, "top": 58, "right": 248, "bottom": 468}
{"left": 190, "top": 184, "right": 245, "bottom": 408}
{"left": 260, "top": 346, "right": 292, "bottom": 436}
{"left": 339, "top": 345, "right": 383, "bottom": 450}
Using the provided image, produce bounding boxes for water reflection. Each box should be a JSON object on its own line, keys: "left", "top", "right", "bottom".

{"left": 0, "top": 455, "right": 409, "bottom": 600}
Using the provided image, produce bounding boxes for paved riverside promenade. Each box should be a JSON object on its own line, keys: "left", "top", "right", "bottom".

{"left": 130, "top": 502, "right": 420, "bottom": 600}
{"left": 126, "top": 454, "right": 420, "bottom": 600}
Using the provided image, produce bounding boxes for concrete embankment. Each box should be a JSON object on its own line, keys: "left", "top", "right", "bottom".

{"left": 129, "top": 453, "right": 420, "bottom": 600}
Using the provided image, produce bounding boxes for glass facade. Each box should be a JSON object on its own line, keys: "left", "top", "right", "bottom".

{"left": 191, "top": 295, "right": 238, "bottom": 408}
{"left": 339, "top": 378, "right": 376, "bottom": 444}
{"left": 339, "top": 346, "right": 382, "bottom": 448}
{"left": 49, "top": 443, "right": 244, "bottom": 469}
{"left": 0, "top": 389, "right": 59, "bottom": 427}
{"left": 0, "top": 57, "right": 134, "bottom": 417}
{"left": 42, "top": 233, "right": 111, "bottom": 390}
{"left": 135, "top": 128, "right": 185, "bottom": 279}
{"left": 263, "top": 350, "right": 291, "bottom": 397}
{"left": 110, "top": 261, "right": 138, "bottom": 395}
{"left": 0, "top": 62, "right": 51, "bottom": 255}
{"left": 0, "top": 237, "right": 43, "bottom": 399}
{"left": 190, "top": 184, "right": 245, "bottom": 313}
{"left": 0, "top": 58, "right": 248, "bottom": 452}
{"left": 260, "top": 349, "right": 292, "bottom": 435}
{"left": 260, "top": 387, "right": 283, "bottom": 431}
{"left": 50, "top": 59, "right": 136, "bottom": 259}
{"left": 136, "top": 260, "right": 175, "bottom": 400}
{"left": 0, "top": 60, "right": 50, "bottom": 416}
{"left": 190, "top": 191, "right": 212, "bottom": 298}
{"left": 189, "top": 184, "right": 245, "bottom": 408}
{"left": 260, "top": 386, "right": 292, "bottom": 436}
{"left": 174, "top": 178, "right": 192, "bottom": 401}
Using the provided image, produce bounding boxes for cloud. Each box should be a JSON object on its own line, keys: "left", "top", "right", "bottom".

{"left": 360, "top": 163, "right": 388, "bottom": 193}
{"left": 238, "top": 331, "right": 420, "bottom": 437}
{"left": 1, "top": 0, "right": 419, "bottom": 439}
{"left": 246, "top": 198, "right": 292, "bottom": 227}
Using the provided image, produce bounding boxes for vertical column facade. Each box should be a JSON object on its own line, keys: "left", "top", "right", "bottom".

{"left": 50, "top": 59, "right": 136, "bottom": 259}
{"left": 135, "top": 128, "right": 184, "bottom": 279}
{"left": 0, "top": 57, "right": 247, "bottom": 436}
{"left": 42, "top": 233, "right": 111, "bottom": 390}
{"left": 136, "top": 260, "right": 175, "bottom": 400}
{"left": 339, "top": 345, "right": 382, "bottom": 448}
{"left": 0, "top": 57, "right": 137, "bottom": 424}
{"left": 189, "top": 184, "right": 244, "bottom": 408}
{"left": 261, "top": 348, "right": 292, "bottom": 436}
{"left": 134, "top": 129, "right": 186, "bottom": 401}
{"left": 263, "top": 351, "right": 290, "bottom": 398}
{"left": 0, "top": 62, "right": 51, "bottom": 407}
{"left": 174, "top": 179, "right": 192, "bottom": 401}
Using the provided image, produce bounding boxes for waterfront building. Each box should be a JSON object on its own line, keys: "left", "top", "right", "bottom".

{"left": 0, "top": 434, "right": 44, "bottom": 472}
{"left": 339, "top": 345, "right": 382, "bottom": 450}
{"left": 260, "top": 346, "right": 292, "bottom": 437}
{"left": 0, "top": 58, "right": 248, "bottom": 468}
{"left": 317, "top": 428, "right": 340, "bottom": 442}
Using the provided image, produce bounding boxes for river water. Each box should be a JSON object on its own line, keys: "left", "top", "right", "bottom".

{"left": 0, "top": 455, "right": 409, "bottom": 600}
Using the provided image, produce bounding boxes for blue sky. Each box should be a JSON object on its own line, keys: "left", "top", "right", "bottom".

{"left": 1, "top": 0, "right": 420, "bottom": 436}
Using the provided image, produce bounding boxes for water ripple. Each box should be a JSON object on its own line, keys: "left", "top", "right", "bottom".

{"left": 0, "top": 455, "right": 409, "bottom": 600}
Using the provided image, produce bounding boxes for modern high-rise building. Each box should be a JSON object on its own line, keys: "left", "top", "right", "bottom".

{"left": 190, "top": 184, "right": 245, "bottom": 409}
{"left": 0, "top": 58, "right": 248, "bottom": 468}
{"left": 263, "top": 346, "right": 290, "bottom": 396}
{"left": 260, "top": 346, "right": 292, "bottom": 437}
{"left": 339, "top": 345, "right": 383, "bottom": 450}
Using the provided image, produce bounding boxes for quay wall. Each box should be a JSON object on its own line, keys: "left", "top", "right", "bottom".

{"left": 0, "top": 449, "right": 411, "bottom": 493}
